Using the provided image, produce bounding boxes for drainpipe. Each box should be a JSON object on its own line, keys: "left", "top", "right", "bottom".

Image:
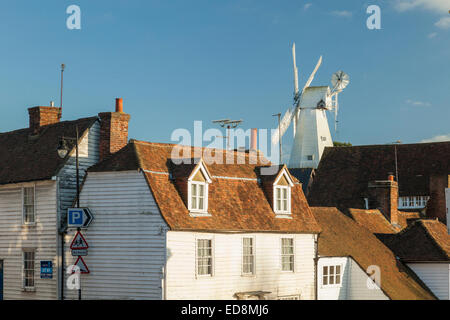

{"left": 314, "top": 233, "right": 320, "bottom": 300}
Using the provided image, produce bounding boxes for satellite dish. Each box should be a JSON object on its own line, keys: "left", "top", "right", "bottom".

{"left": 331, "top": 70, "right": 350, "bottom": 92}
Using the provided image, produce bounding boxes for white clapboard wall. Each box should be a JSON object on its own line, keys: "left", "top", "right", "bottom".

{"left": 165, "top": 232, "right": 316, "bottom": 300}
{"left": 318, "top": 257, "right": 388, "bottom": 300}
{"left": 63, "top": 170, "right": 167, "bottom": 300}
{"left": 407, "top": 263, "right": 449, "bottom": 300}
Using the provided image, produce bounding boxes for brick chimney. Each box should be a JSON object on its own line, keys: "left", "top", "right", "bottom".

{"left": 28, "top": 103, "right": 62, "bottom": 134}
{"left": 368, "top": 174, "right": 399, "bottom": 225}
{"left": 98, "top": 98, "right": 130, "bottom": 162}
{"left": 426, "top": 174, "right": 450, "bottom": 224}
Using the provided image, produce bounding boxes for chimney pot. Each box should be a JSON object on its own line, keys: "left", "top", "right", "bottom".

{"left": 250, "top": 128, "right": 257, "bottom": 151}
{"left": 115, "top": 98, "right": 123, "bottom": 113}
{"left": 388, "top": 174, "right": 394, "bottom": 181}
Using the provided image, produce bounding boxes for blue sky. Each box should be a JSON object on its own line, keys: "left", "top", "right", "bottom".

{"left": 0, "top": 0, "right": 449, "bottom": 159}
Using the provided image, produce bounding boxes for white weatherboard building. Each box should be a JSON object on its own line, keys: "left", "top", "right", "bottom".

{"left": 63, "top": 140, "right": 322, "bottom": 300}
{"left": 0, "top": 106, "right": 100, "bottom": 300}
{"left": 311, "top": 207, "right": 436, "bottom": 300}
{"left": 0, "top": 99, "right": 131, "bottom": 300}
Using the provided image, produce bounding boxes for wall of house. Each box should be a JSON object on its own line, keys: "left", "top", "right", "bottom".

{"left": 165, "top": 232, "right": 316, "bottom": 300}
{"left": 57, "top": 121, "right": 100, "bottom": 228}
{"left": 63, "top": 171, "right": 167, "bottom": 300}
{"left": 346, "top": 258, "right": 387, "bottom": 300}
{"left": 317, "top": 257, "right": 388, "bottom": 300}
{"left": 0, "top": 180, "right": 58, "bottom": 300}
{"left": 317, "top": 257, "right": 349, "bottom": 300}
{"left": 408, "top": 263, "right": 449, "bottom": 300}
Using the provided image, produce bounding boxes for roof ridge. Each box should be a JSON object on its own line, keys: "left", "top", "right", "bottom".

{"left": 418, "top": 219, "right": 450, "bottom": 260}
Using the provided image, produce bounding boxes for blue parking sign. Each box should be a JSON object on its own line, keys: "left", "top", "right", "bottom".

{"left": 40, "top": 261, "right": 53, "bottom": 279}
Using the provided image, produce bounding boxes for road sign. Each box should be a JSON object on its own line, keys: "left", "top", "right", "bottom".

{"left": 73, "top": 256, "right": 89, "bottom": 274}
{"left": 70, "top": 231, "right": 89, "bottom": 250}
{"left": 67, "top": 208, "right": 94, "bottom": 229}
{"left": 40, "top": 261, "right": 53, "bottom": 279}
{"left": 71, "top": 249, "right": 88, "bottom": 256}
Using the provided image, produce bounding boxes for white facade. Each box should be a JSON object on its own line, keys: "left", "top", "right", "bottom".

{"left": 64, "top": 171, "right": 167, "bottom": 300}
{"left": 289, "top": 87, "right": 333, "bottom": 169}
{"left": 317, "top": 257, "right": 388, "bottom": 300}
{"left": 64, "top": 170, "right": 318, "bottom": 300}
{"left": 165, "top": 232, "right": 316, "bottom": 300}
{"left": 407, "top": 263, "right": 450, "bottom": 300}
{"left": 0, "top": 122, "right": 99, "bottom": 300}
{"left": 0, "top": 180, "right": 58, "bottom": 300}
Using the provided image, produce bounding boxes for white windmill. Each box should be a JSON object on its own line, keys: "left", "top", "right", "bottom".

{"left": 272, "top": 43, "right": 349, "bottom": 169}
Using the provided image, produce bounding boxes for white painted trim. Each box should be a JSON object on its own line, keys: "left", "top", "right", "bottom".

{"left": 188, "top": 160, "right": 212, "bottom": 184}
{"left": 280, "top": 236, "right": 295, "bottom": 273}
{"left": 273, "top": 185, "right": 292, "bottom": 215}
{"left": 274, "top": 168, "right": 295, "bottom": 187}
{"left": 195, "top": 235, "right": 215, "bottom": 278}
{"left": 188, "top": 180, "right": 209, "bottom": 215}
{"left": 241, "top": 236, "right": 256, "bottom": 277}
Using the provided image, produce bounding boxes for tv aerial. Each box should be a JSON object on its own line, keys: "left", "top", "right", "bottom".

{"left": 212, "top": 119, "right": 243, "bottom": 150}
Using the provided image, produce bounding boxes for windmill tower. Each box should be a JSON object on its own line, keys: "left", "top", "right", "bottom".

{"left": 272, "top": 44, "right": 349, "bottom": 169}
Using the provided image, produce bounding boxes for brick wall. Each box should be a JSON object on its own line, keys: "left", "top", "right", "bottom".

{"left": 28, "top": 106, "right": 62, "bottom": 134}
{"left": 98, "top": 111, "right": 131, "bottom": 162}
{"left": 426, "top": 174, "right": 450, "bottom": 224}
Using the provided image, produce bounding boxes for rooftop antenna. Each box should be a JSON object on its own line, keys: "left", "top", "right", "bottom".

{"left": 212, "top": 119, "right": 243, "bottom": 150}
{"left": 60, "top": 63, "right": 65, "bottom": 108}
{"left": 390, "top": 140, "right": 402, "bottom": 186}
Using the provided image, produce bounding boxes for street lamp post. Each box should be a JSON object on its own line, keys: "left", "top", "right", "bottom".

{"left": 57, "top": 125, "right": 81, "bottom": 300}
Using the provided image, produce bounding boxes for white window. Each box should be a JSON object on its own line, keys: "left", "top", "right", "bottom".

{"left": 398, "top": 196, "right": 429, "bottom": 209}
{"left": 281, "top": 238, "right": 294, "bottom": 272}
{"left": 322, "top": 265, "right": 341, "bottom": 286}
{"left": 23, "top": 251, "right": 35, "bottom": 289}
{"left": 274, "top": 186, "right": 290, "bottom": 214}
{"left": 242, "top": 237, "right": 255, "bottom": 275}
{"left": 197, "top": 239, "right": 213, "bottom": 276}
{"left": 189, "top": 181, "right": 208, "bottom": 213}
{"left": 23, "top": 186, "right": 35, "bottom": 224}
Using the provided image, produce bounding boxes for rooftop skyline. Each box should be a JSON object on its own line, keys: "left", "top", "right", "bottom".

{"left": 0, "top": 0, "right": 449, "bottom": 162}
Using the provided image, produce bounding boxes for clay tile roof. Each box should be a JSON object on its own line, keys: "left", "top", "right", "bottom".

{"left": 0, "top": 116, "right": 98, "bottom": 185}
{"left": 90, "top": 140, "right": 321, "bottom": 233}
{"left": 312, "top": 207, "right": 436, "bottom": 300}
{"left": 308, "top": 142, "right": 450, "bottom": 209}
{"left": 347, "top": 209, "right": 399, "bottom": 234}
{"left": 385, "top": 219, "right": 450, "bottom": 262}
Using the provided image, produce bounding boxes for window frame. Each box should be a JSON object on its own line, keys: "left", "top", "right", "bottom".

{"left": 188, "top": 180, "right": 209, "bottom": 214}
{"left": 321, "top": 264, "right": 343, "bottom": 288}
{"left": 195, "top": 237, "right": 214, "bottom": 278}
{"left": 22, "top": 249, "right": 36, "bottom": 291}
{"left": 274, "top": 185, "right": 291, "bottom": 214}
{"left": 398, "top": 196, "right": 430, "bottom": 209}
{"left": 22, "top": 185, "right": 36, "bottom": 226}
{"left": 280, "top": 237, "right": 295, "bottom": 272}
{"left": 241, "top": 236, "right": 256, "bottom": 276}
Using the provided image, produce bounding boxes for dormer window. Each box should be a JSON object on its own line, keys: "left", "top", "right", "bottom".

{"left": 190, "top": 181, "right": 207, "bottom": 212}
{"left": 275, "top": 186, "right": 290, "bottom": 213}
{"left": 187, "top": 160, "right": 212, "bottom": 216}
{"left": 272, "top": 167, "right": 294, "bottom": 216}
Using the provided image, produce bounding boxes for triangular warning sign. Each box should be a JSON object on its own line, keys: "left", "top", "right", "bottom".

{"left": 73, "top": 256, "right": 90, "bottom": 274}
{"left": 70, "top": 231, "right": 89, "bottom": 250}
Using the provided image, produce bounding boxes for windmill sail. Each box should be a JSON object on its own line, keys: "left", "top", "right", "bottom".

{"left": 302, "top": 55, "right": 322, "bottom": 92}
{"left": 272, "top": 107, "right": 293, "bottom": 145}
{"left": 292, "top": 43, "right": 299, "bottom": 99}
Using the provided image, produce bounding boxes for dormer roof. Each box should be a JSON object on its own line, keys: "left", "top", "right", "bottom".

{"left": 89, "top": 140, "right": 321, "bottom": 234}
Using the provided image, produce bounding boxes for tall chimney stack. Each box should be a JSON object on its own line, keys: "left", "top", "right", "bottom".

{"left": 98, "top": 98, "right": 130, "bottom": 162}
{"left": 250, "top": 128, "right": 258, "bottom": 151}
{"left": 368, "top": 174, "right": 399, "bottom": 225}
{"left": 28, "top": 104, "right": 62, "bottom": 134}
